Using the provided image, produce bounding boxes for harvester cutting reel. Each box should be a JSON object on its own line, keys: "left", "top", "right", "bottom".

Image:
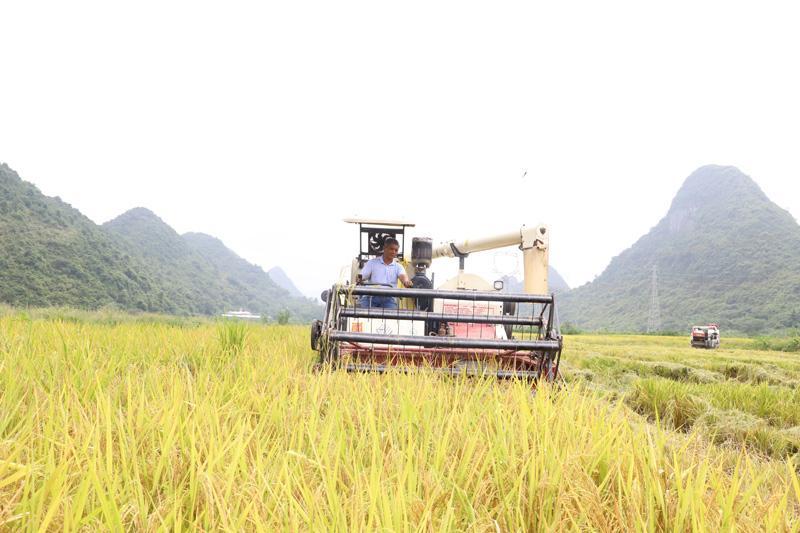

{"left": 311, "top": 284, "right": 563, "bottom": 383}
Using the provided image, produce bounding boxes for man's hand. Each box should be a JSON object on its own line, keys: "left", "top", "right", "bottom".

{"left": 403, "top": 279, "right": 414, "bottom": 288}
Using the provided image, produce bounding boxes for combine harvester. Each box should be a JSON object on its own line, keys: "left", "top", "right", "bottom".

{"left": 691, "top": 324, "right": 720, "bottom": 349}
{"left": 310, "top": 219, "right": 563, "bottom": 383}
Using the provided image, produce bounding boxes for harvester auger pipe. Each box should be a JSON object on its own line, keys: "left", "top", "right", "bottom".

{"left": 431, "top": 230, "right": 525, "bottom": 257}
{"left": 430, "top": 225, "right": 549, "bottom": 295}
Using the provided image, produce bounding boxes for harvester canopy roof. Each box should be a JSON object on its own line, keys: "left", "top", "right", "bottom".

{"left": 343, "top": 217, "right": 415, "bottom": 227}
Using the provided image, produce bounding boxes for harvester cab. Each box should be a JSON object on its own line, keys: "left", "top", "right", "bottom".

{"left": 310, "top": 219, "right": 563, "bottom": 383}
{"left": 690, "top": 324, "right": 720, "bottom": 349}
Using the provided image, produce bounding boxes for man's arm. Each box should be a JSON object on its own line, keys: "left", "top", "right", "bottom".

{"left": 359, "top": 260, "right": 372, "bottom": 284}
{"left": 398, "top": 269, "right": 413, "bottom": 288}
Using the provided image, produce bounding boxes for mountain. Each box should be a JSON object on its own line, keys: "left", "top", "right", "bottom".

{"left": 501, "top": 267, "right": 570, "bottom": 295}
{"left": 0, "top": 163, "right": 162, "bottom": 310}
{"left": 0, "top": 162, "right": 322, "bottom": 320}
{"left": 267, "top": 266, "right": 305, "bottom": 298}
{"left": 560, "top": 165, "right": 800, "bottom": 334}
{"left": 104, "top": 211, "right": 321, "bottom": 321}
{"left": 182, "top": 232, "right": 320, "bottom": 319}
{"left": 103, "top": 209, "right": 237, "bottom": 315}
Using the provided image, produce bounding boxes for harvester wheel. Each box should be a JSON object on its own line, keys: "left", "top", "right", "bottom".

{"left": 310, "top": 320, "right": 322, "bottom": 350}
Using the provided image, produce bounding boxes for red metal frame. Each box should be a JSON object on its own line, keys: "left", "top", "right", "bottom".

{"left": 338, "top": 342, "right": 545, "bottom": 372}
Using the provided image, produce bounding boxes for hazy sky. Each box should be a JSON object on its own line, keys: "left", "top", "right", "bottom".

{"left": 2, "top": 1, "right": 799, "bottom": 298}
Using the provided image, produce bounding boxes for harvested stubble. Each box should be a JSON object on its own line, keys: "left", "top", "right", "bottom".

{"left": 565, "top": 333, "right": 800, "bottom": 462}
{"left": 0, "top": 317, "right": 799, "bottom": 531}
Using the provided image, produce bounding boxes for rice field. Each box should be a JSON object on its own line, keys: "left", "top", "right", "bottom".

{"left": 1, "top": 313, "right": 799, "bottom": 531}
{"left": 564, "top": 335, "right": 800, "bottom": 460}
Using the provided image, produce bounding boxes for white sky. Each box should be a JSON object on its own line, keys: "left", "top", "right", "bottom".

{"left": 2, "top": 1, "right": 799, "bottom": 299}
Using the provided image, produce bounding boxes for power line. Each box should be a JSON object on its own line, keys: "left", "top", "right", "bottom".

{"left": 647, "top": 264, "right": 661, "bottom": 333}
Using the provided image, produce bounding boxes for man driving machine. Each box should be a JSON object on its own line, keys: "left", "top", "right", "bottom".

{"left": 357, "top": 237, "right": 413, "bottom": 308}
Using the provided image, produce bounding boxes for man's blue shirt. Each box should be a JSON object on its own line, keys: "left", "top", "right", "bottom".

{"left": 360, "top": 257, "right": 404, "bottom": 286}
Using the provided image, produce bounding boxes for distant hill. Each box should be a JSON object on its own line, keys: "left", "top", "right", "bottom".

{"left": 501, "top": 267, "right": 570, "bottom": 295}
{"left": 0, "top": 163, "right": 162, "bottom": 310}
{"left": 182, "top": 232, "right": 320, "bottom": 319}
{"left": 560, "top": 165, "right": 800, "bottom": 334}
{"left": 0, "top": 162, "right": 322, "bottom": 320}
{"left": 104, "top": 210, "right": 320, "bottom": 321}
{"left": 268, "top": 266, "right": 305, "bottom": 298}
{"left": 103, "top": 208, "right": 226, "bottom": 314}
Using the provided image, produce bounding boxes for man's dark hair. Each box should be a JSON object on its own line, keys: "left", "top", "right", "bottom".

{"left": 383, "top": 237, "right": 400, "bottom": 248}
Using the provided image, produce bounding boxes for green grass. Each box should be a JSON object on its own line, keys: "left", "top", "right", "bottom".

{"left": 217, "top": 320, "right": 248, "bottom": 354}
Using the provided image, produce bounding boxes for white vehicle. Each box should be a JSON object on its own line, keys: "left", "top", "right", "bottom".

{"left": 221, "top": 309, "right": 262, "bottom": 320}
